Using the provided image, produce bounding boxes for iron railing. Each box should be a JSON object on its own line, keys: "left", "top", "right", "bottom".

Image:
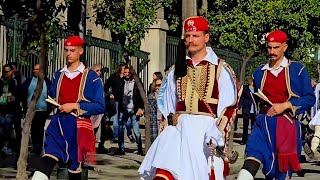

{"left": 0, "top": 15, "right": 150, "bottom": 90}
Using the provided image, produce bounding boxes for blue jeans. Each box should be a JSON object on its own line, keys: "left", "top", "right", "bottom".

{"left": 0, "top": 113, "right": 15, "bottom": 143}
{"left": 118, "top": 110, "right": 142, "bottom": 152}
{"left": 112, "top": 101, "right": 119, "bottom": 140}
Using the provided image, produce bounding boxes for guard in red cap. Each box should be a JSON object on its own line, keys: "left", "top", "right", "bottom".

{"left": 31, "top": 36, "right": 105, "bottom": 180}
{"left": 139, "top": 16, "right": 238, "bottom": 180}
{"left": 237, "top": 30, "right": 315, "bottom": 180}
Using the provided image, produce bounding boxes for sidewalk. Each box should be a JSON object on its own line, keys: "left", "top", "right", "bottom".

{"left": 0, "top": 118, "right": 246, "bottom": 179}
{"left": 1, "top": 118, "right": 320, "bottom": 179}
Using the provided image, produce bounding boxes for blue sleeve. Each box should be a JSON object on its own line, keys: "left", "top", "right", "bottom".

{"left": 78, "top": 75, "right": 105, "bottom": 116}
{"left": 49, "top": 72, "right": 59, "bottom": 99}
{"left": 289, "top": 67, "right": 315, "bottom": 115}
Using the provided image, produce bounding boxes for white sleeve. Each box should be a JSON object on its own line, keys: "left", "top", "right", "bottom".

{"left": 217, "top": 65, "right": 237, "bottom": 117}
{"left": 312, "top": 84, "right": 320, "bottom": 118}
{"left": 157, "top": 69, "right": 178, "bottom": 119}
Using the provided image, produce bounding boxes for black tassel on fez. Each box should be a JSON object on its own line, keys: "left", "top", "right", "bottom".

{"left": 174, "top": 38, "right": 187, "bottom": 78}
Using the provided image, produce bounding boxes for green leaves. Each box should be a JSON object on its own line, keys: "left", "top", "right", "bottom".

{"left": 206, "top": 0, "right": 320, "bottom": 79}
{"left": 0, "top": 0, "right": 68, "bottom": 51}
{"left": 94, "top": 0, "right": 173, "bottom": 57}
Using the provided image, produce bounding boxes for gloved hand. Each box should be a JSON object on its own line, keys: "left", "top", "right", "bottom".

{"left": 204, "top": 121, "right": 224, "bottom": 147}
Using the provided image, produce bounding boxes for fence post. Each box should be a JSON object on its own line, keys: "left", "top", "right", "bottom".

{"left": 12, "top": 15, "right": 18, "bottom": 62}
{"left": 86, "top": 29, "right": 92, "bottom": 66}
{"left": 117, "top": 43, "right": 124, "bottom": 65}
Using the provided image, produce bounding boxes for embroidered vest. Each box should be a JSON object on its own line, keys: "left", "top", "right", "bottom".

{"left": 262, "top": 70, "right": 289, "bottom": 104}
{"left": 58, "top": 74, "right": 82, "bottom": 104}
{"left": 176, "top": 59, "right": 224, "bottom": 118}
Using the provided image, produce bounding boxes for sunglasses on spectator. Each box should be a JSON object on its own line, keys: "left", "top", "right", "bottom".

{"left": 95, "top": 69, "right": 101, "bottom": 72}
{"left": 155, "top": 83, "right": 162, "bottom": 87}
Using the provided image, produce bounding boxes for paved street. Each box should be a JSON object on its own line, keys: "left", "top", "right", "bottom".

{"left": 0, "top": 119, "right": 320, "bottom": 179}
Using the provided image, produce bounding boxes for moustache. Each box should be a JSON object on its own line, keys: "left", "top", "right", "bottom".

{"left": 269, "top": 54, "right": 277, "bottom": 57}
{"left": 186, "top": 43, "right": 195, "bottom": 47}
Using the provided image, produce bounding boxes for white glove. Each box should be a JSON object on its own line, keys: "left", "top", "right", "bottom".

{"left": 205, "top": 121, "right": 224, "bottom": 147}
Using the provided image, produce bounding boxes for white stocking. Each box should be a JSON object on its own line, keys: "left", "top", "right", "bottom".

{"left": 311, "top": 126, "right": 320, "bottom": 152}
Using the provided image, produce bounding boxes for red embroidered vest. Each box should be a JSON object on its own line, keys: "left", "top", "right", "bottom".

{"left": 262, "top": 70, "right": 289, "bottom": 104}
{"left": 176, "top": 60, "right": 223, "bottom": 117}
{"left": 58, "top": 73, "right": 82, "bottom": 104}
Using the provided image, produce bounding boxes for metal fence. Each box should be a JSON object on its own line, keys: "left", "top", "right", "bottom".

{"left": 0, "top": 16, "right": 150, "bottom": 90}
{"left": 166, "top": 36, "right": 243, "bottom": 76}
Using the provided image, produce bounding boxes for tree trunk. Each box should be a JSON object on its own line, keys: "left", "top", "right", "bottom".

{"left": 130, "top": 68, "right": 151, "bottom": 153}
{"left": 239, "top": 49, "right": 255, "bottom": 85}
{"left": 239, "top": 58, "right": 249, "bottom": 85}
{"left": 16, "top": 26, "right": 46, "bottom": 180}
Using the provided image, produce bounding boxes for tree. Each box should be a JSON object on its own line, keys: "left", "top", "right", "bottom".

{"left": 94, "top": 0, "right": 174, "bottom": 152}
{"left": 205, "top": 0, "right": 320, "bottom": 84}
{"left": 0, "top": 0, "right": 68, "bottom": 179}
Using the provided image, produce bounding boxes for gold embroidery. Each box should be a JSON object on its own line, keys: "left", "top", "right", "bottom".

{"left": 77, "top": 68, "right": 91, "bottom": 103}
{"left": 245, "top": 157, "right": 262, "bottom": 165}
{"left": 177, "top": 78, "right": 182, "bottom": 100}
{"left": 76, "top": 69, "right": 92, "bottom": 116}
{"left": 56, "top": 72, "right": 65, "bottom": 104}
{"left": 198, "top": 64, "right": 208, "bottom": 99}
{"left": 260, "top": 70, "right": 268, "bottom": 91}
{"left": 43, "top": 154, "right": 59, "bottom": 161}
{"left": 154, "top": 174, "right": 169, "bottom": 180}
{"left": 177, "top": 63, "right": 222, "bottom": 117}
{"left": 181, "top": 74, "right": 188, "bottom": 101}
{"left": 216, "top": 59, "right": 224, "bottom": 80}
{"left": 285, "top": 63, "right": 300, "bottom": 99}
{"left": 206, "top": 98, "right": 218, "bottom": 104}
{"left": 68, "top": 163, "right": 82, "bottom": 173}
{"left": 205, "top": 64, "right": 216, "bottom": 102}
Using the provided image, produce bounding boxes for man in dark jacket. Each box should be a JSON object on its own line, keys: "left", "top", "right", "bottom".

{"left": 238, "top": 76, "right": 258, "bottom": 145}
{"left": 116, "top": 65, "right": 144, "bottom": 155}
{"left": 8, "top": 62, "right": 25, "bottom": 154}
{"left": 104, "top": 63, "right": 126, "bottom": 143}
{"left": 0, "top": 64, "right": 20, "bottom": 156}
{"left": 22, "top": 64, "right": 52, "bottom": 155}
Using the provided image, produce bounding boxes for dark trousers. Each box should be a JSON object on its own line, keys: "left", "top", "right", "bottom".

{"left": 31, "top": 111, "right": 49, "bottom": 154}
{"left": 234, "top": 114, "right": 240, "bottom": 130}
{"left": 12, "top": 113, "right": 21, "bottom": 153}
{"left": 242, "top": 113, "right": 256, "bottom": 143}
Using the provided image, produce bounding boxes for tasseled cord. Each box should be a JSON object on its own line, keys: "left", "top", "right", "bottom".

{"left": 174, "top": 38, "right": 187, "bottom": 78}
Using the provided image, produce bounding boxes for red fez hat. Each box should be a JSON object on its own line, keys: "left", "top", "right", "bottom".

{"left": 267, "top": 30, "right": 287, "bottom": 43}
{"left": 183, "top": 16, "right": 209, "bottom": 32}
{"left": 64, "top": 36, "right": 84, "bottom": 46}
